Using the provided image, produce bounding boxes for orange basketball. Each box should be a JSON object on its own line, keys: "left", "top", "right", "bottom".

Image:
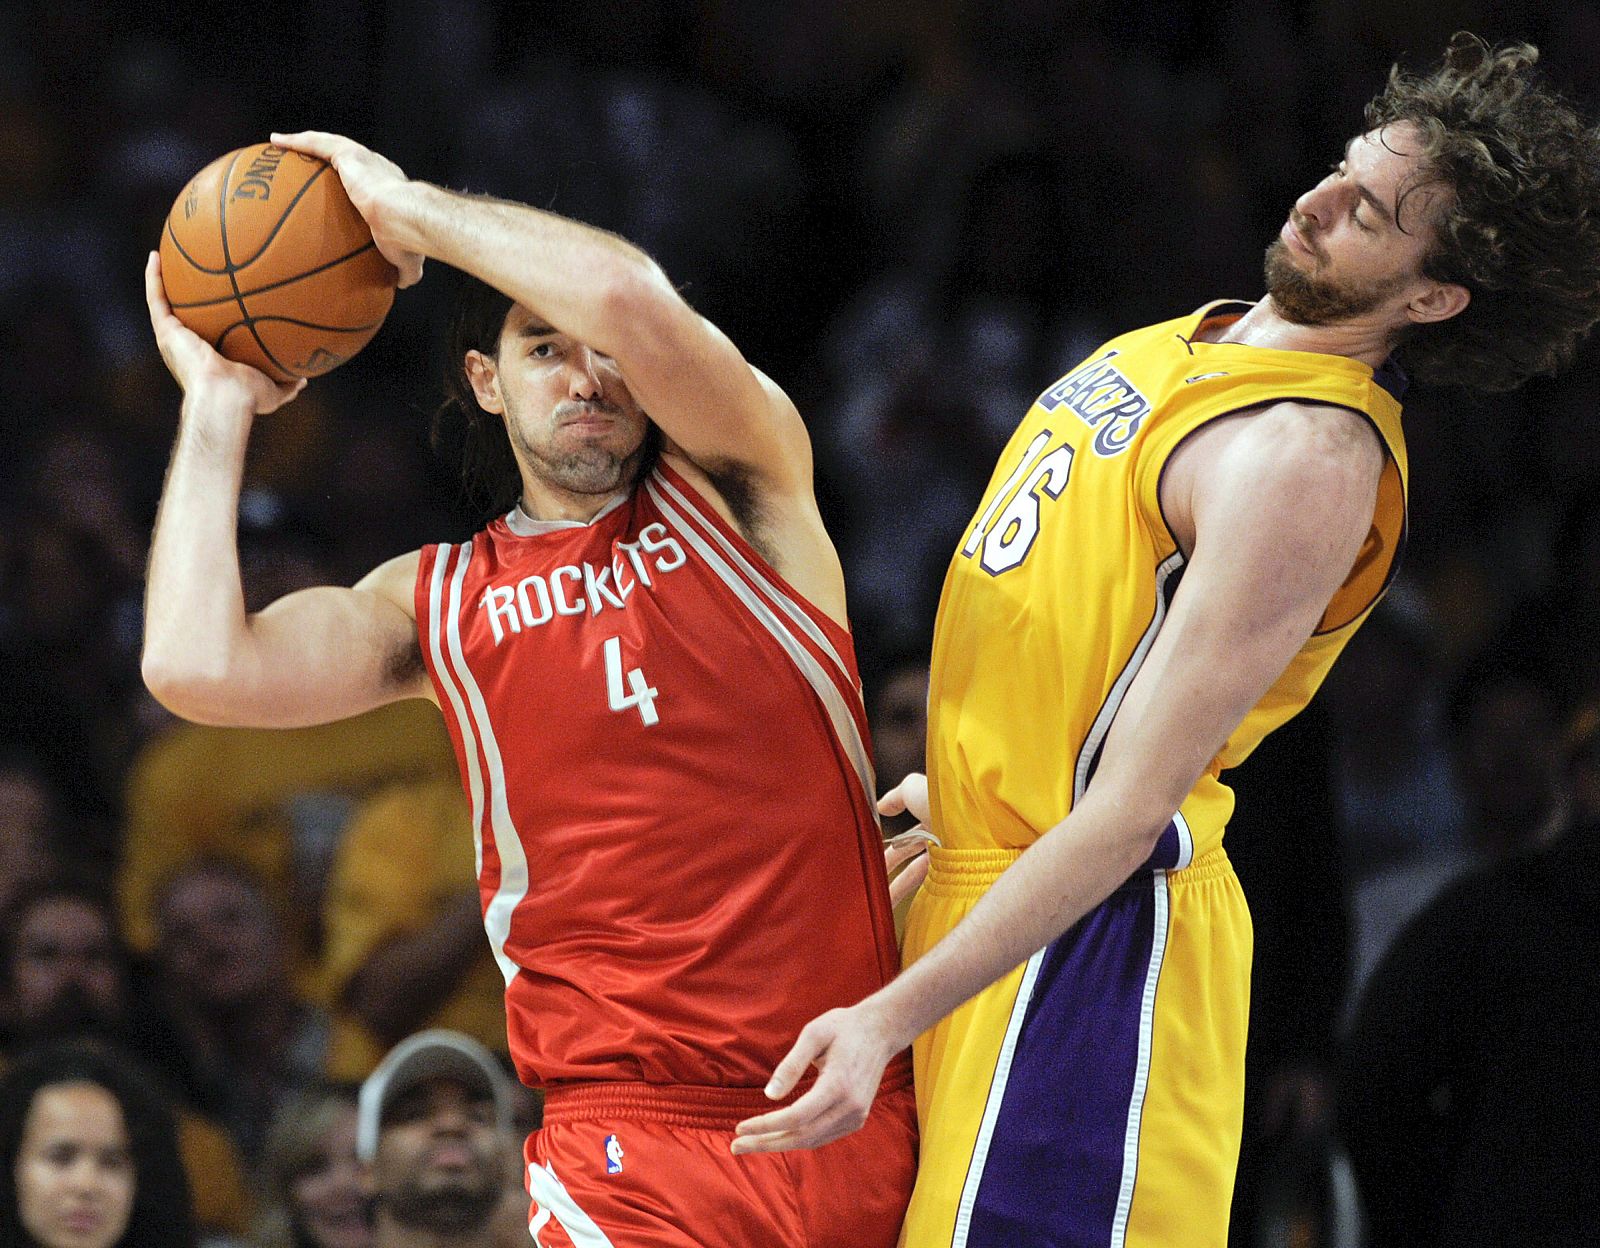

{"left": 158, "top": 142, "right": 398, "bottom": 382}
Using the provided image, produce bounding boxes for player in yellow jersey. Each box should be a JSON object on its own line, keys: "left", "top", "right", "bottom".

{"left": 734, "top": 34, "right": 1600, "bottom": 1248}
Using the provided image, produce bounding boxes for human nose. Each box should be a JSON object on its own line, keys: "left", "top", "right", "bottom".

{"left": 1294, "top": 174, "right": 1347, "bottom": 232}
{"left": 428, "top": 1101, "right": 471, "bottom": 1136}
{"left": 567, "top": 347, "right": 603, "bottom": 401}
{"left": 66, "top": 1155, "right": 105, "bottom": 1193}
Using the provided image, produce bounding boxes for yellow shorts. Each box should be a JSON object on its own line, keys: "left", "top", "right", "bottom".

{"left": 899, "top": 846, "right": 1252, "bottom": 1248}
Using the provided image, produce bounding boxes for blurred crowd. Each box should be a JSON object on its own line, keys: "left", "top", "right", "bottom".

{"left": 2, "top": 1, "right": 1598, "bottom": 1244}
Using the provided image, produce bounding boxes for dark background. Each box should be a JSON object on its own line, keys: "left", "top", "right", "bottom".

{"left": 2, "top": 2, "right": 1597, "bottom": 1243}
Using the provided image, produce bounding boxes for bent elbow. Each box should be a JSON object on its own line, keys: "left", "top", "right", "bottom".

{"left": 595, "top": 257, "right": 679, "bottom": 337}
{"left": 140, "top": 649, "right": 241, "bottom": 725}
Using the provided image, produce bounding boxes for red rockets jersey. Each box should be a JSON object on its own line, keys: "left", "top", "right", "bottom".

{"left": 415, "top": 463, "right": 900, "bottom": 1090}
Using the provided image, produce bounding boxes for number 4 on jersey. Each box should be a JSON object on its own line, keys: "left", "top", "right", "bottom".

{"left": 603, "top": 636, "right": 659, "bottom": 726}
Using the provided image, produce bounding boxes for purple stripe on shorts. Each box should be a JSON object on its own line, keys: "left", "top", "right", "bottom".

{"left": 1139, "top": 820, "right": 1182, "bottom": 872}
{"left": 964, "top": 880, "right": 1156, "bottom": 1247}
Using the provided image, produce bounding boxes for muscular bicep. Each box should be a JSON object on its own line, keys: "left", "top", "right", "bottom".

{"left": 1089, "top": 411, "right": 1382, "bottom": 821}
{"left": 171, "top": 551, "right": 430, "bottom": 729}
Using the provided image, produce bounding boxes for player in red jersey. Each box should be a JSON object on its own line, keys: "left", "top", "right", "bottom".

{"left": 142, "top": 131, "right": 917, "bottom": 1247}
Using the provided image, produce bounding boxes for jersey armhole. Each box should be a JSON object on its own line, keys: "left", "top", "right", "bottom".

{"left": 1141, "top": 400, "right": 1407, "bottom": 636}
{"left": 648, "top": 462, "right": 863, "bottom": 680}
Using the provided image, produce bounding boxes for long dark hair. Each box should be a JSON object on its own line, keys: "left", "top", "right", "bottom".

{"left": 434, "top": 273, "right": 522, "bottom": 526}
{"left": 0, "top": 1041, "right": 198, "bottom": 1248}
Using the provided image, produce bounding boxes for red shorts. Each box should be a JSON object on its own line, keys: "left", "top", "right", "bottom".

{"left": 521, "top": 1056, "right": 917, "bottom": 1247}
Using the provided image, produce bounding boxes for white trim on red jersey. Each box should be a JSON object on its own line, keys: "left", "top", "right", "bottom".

{"left": 643, "top": 471, "right": 879, "bottom": 819}
{"left": 429, "top": 539, "right": 528, "bottom": 988}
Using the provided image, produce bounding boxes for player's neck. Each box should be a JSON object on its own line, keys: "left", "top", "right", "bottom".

{"left": 517, "top": 477, "right": 631, "bottom": 525}
{"left": 1208, "top": 298, "right": 1398, "bottom": 371}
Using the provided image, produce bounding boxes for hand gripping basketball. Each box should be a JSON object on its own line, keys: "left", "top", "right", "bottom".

{"left": 159, "top": 139, "right": 399, "bottom": 381}
{"left": 145, "top": 251, "right": 306, "bottom": 414}
{"left": 270, "top": 131, "right": 426, "bottom": 289}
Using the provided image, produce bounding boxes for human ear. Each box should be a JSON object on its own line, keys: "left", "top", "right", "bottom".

{"left": 465, "top": 350, "right": 504, "bottom": 414}
{"left": 1407, "top": 281, "right": 1470, "bottom": 326}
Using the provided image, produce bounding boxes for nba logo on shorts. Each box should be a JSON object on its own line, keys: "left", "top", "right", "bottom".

{"left": 604, "top": 1134, "right": 624, "bottom": 1174}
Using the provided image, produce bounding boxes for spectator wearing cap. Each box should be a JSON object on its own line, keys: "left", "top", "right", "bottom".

{"left": 357, "top": 1031, "right": 518, "bottom": 1247}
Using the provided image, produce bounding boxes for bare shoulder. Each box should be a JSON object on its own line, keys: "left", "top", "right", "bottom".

{"left": 1240, "top": 400, "right": 1386, "bottom": 482}
{"left": 355, "top": 549, "right": 424, "bottom": 621}
{"left": 1165, "top": 402, "right": 1385, "bottom": 555}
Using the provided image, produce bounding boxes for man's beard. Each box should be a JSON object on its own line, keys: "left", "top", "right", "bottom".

{"left": 1264, "top": 238, "right": 1405, "bottom": 325}
{"left": 512, "top": 401, "right": 648, "bottom": 497}
{"left": 382, "top": 1170, "right": 501, "bottom": 1234}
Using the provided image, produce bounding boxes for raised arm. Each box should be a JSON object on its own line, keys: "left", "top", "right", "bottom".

{"left": 141, "top": 254, "right": 430, "bottom": 729}
{"left": 271, "top": 131, "right": 812, "bottom": 496}
{"left": 733, "top": 402, "right": 1386, "bottom": 1153}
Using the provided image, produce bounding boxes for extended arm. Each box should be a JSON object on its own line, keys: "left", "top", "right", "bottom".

{"left": 141, "top": 255, "right": 429, "bottom": 728}
{"left": 271, "top": 131, "right": 812, "bottom": 495}
{"left": 734, "top": 403, "right": 1385, "bottom": 1152}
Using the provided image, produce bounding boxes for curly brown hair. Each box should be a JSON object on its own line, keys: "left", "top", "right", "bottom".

{"left": 1367, "top": 33, "right": 1600, "bottom": 392}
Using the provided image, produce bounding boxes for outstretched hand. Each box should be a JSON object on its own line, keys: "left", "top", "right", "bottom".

{"left": 270, "top": 130, "right": 425, "bottom": 287}
{"left": 731, "top": 999, "right": 902, "bottom": 1155}
{"left": 145, "top": 252, "right": 304, "bottom": 413}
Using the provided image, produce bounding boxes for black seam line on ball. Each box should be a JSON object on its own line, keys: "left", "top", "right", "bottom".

{"left": 230, "top": 159, "right": 332, "bottom": 272}
{"left": 230, "top": 314, "right": 387, "bottom": 333}
{"left": 219, "top": 149, "right": 295, "bottom": 379}
{"left": 166, "top": 240, "right": 379, "bottom": 308}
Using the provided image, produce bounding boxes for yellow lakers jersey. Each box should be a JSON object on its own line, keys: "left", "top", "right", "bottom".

{"left": 927, "top": 301, "right": 1407, "bottom": 864}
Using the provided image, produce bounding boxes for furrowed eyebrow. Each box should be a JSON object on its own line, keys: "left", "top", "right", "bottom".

{"left": 1343, "top": 139, "right": 1394, "bottom": 227}
{"left": 517, "top": 322, "right": 557, "bottom": 339}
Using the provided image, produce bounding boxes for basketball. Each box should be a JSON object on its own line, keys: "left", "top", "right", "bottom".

{"left": 158, "top": 142, "right": 398, "bottom": 382}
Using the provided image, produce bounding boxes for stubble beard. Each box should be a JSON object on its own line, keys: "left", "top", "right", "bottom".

{"left": 382, "top": 1171, "right": 501, "bottom": 1234}
{"left": 1263, "top": 238, "right": 1404, "bottom": 325}
{"left": 509, "top": 402, "right": 645, "bottom": 497}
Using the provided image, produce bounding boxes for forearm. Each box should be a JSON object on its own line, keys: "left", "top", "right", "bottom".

{"left": 392, "top": 183, "right": 669, "bottom": 358}
{"left": 873, "top": 791, "right": 1165, "bottom": 1049}
{"left": 142, "top": 388, "right": 255, "bottom": 707}
{"left": 343, "top": 892, "right": 487, "bottom": 1044}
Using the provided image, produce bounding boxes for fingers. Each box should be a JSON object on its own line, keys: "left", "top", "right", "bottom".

{"left": 877, "top": 771, "right": 930, "bottom": 821}
{"left": 264, "top": 377, "right": 309, "bottom": 412}
{"left": 732, "top": 1071, "right": 875, "bottom": 1154}
{"left": 269, "top": 130, "right": 350, "bottom": 161}
{"left": 888, "top": 852, "right": 929, "bottom": 909}
{"left": 385, "top": 248, "right": 424, "bottom": 289}
{"left": 762, "top": 1024, "right": 825, "bottom": 1102}
{"left": 144, "top": 252, "right": 172, "bottom": 322}
{"left": 900, "top": 772, "right": 930, "bottom": 822}
{"left": 883, "top": 833, "right": 928, "bottom": 874}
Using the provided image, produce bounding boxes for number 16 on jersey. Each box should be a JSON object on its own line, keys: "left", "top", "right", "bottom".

{"left": 604, "top": 636, "right": 660, "bottom": 726}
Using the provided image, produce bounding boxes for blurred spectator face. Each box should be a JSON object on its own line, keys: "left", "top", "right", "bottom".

{"left": 14, "top": 1081, "right": 135, "bottom": 1248}
{"left": 1571, "top": 716, "right": 1599, "bottom": 825}
{"left": 12, "top": 524, "right": 109, "bottom": 645}
{"left": 289, "top": 1103, "right": 371, "bottom": 1248}
{"left": 8, "top": 898, "right": 125, "bottom": 1039}
{"left": 872, "top": 662, "right": 930, "bottom": 791}
{"left": 371, "top": 1077, "right": 504, "bottom": 1233}
{"left": 154, "top": 866, "right": 284, "bottom": 1011}
{"left": 0, "top": 768, "right": 57, "bottom": 914}
{"left": 1321, "top": 616, "right": 1430, "bottom": 748}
